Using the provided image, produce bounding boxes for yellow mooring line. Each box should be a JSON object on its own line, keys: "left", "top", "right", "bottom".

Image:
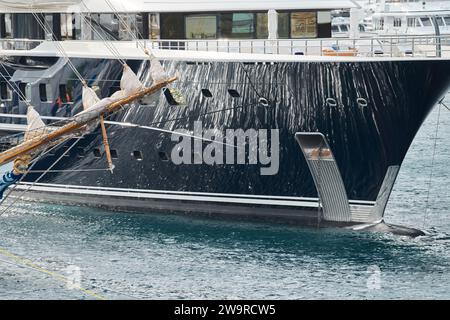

{"left": 0, "top": 246, "right": 106, "bottom": 300}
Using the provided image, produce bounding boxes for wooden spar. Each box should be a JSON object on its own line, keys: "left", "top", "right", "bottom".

{"left": 99, "top": 115, "right": 114, "bottom": 173}
{"left": 0, "top": 76, "right": 177, "bottom": 167}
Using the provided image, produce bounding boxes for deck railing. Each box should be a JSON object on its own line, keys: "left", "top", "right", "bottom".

{"left": 2, "top": 35, "right": 450, "bottom": 58}
{"left": 144, "top": 35, "right": 450, "bottom": 58}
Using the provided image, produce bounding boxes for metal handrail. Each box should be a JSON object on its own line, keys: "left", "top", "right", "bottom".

{"left": 2, "top": 34, "right": 450, "bottom": 58}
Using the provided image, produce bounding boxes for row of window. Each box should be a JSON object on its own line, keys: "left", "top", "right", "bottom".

{"left": 374, "top": 16, "right": 450, "bottom": 30}
{"left": 163, "top": 11, "right": 328, "bottom": 40}
{"left": 70, "top": 147, "right": 169, "bottom": 162}
{"left": 0, "top": 81, "right": 245, "bottom": 106}
{"left": 0, "top": 82, "right": 73, "bottom": 103}
{"left": 0, "top": 10, "right": 332, "bottom": 41}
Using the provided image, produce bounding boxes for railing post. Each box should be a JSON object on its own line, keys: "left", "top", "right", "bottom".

{"left": 390, "top": 38, "right": 393, "bottom": 57}
{"left": 371, "top": 38, "right": 374, "bottom": 57}
{"left": 412, "top": 37, "right": 415, "bottom": 57}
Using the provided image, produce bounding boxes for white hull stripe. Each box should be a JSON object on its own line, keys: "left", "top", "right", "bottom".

{"left": 16, "top": 182, "right": 375, "bottom": 208}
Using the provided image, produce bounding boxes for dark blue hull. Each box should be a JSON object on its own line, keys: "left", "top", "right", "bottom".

{"left": 1, "top": 56, "right": 450, "bottom": 225}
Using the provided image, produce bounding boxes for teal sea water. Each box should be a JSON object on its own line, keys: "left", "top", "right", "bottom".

{"left": 0, "top": 103, "right": 449, "bottom": 300}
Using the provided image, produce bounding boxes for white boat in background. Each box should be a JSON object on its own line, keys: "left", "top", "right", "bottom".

{"left": 357, "top": 0, "right": 450, "bottom": 36}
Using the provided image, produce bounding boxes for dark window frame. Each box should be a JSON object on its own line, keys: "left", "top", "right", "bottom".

{"left": 39, "top": 83, "right": 49, "bottom": 102}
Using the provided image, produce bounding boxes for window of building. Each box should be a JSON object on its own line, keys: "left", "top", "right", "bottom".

{"left": 376, "top": 18, "right": 385, "bottom": 30}
{"left": 61, "top": 13, "right": 75, "bottom": 40}
{"left": 277, "top": 12, "right": 290, "bottom": 38}
{"left": 420, "top": 17, "right": 432, "bottom": 27}
{"left": 220, "top": 13, "right": 255, "bottom": 39}
{"left": 119, "top": 14, "right": 142, "bottom": 40}
{"left": 59, "top": 84, "right": 73, "bottom": 103}
{"left": 444, "top": 16, "right": 450, "bottom": 26}
{"left": 186, "top": 14, "right": 217, "bottom": 39}
{"left": 0, "top": 82, "right": 12, "bottom": 101}
{"left": 256, "top": 13, "right": 268, "bottom": 39}
{"left": 39, "top": 83, "right": 49, "bottom": 102}
{"left": 291, "top": 12, "right": 317, "bottom": 38}
{"left": 436, "top": 17, "right": 445, "bottom": 27}
{"left": 340, "top": 25, "right": 348, "bottom": 32}
{"left": 332, "top": 25, "right": 339, "bottom": 33}
{"left": 394, "top": 18, "right": 402, "bottom": 27}
{"left": 160, "top": 13, "right": 184, "bottom": 39}
{"left": 3, "top": 13, "right": 12, "bottom": 38}
{"left": 91, "top": 13, "right": 119, "bottom": 40}
{"left": 149, "top": 13, "right": 160, "bottom": 39}
{"left": 407, "top": 17, "right": 416, "bottom": 27}
{"left": 18, "top": 82, "right": 31, "bottom": 101}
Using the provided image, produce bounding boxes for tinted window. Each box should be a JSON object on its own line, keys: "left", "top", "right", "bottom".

{"left": 160, "top": 13, "right": 184, "bottom": 39}
{"left": 291, "top": 12, "right": 317, "bottom": 38}
{"left": 185, "top": 15, "right": 217, "bottom": 39}
{"left": 256, "top": 13, "right": 268, "bottom": 39}
{"left": 278, "top": 12, "right": 290, "bottom": 38}
{"left": 421, "top": 17, "right": 432, "bottom": 27}
{"left": 39, "top": 83, "right": 48, "bottom": 102}
{"left": 220, "top": 13, "right": 255, "bottom": 39}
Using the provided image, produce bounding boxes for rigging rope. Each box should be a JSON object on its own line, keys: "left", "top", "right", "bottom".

{"left": 31, "top": 12, "right": 85, "bottom": 83}
{"left": 79, "top": 0, "right": 127, "bottom": 64}
{"left": 104, "top": 0, "right": 146, "bottom": 51}
{"left": 0, "top": 137, "right": 83, "bottom": 216}
{"left": 0, "top": 62, "right": 32, "bottom": 106}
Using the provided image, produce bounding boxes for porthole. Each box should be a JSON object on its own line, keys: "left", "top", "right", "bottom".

{"left": 357, "top": 98, "right": 368, "bottom": 108}
{"left": 326, "top": 98, "right": 338, "bottom": 107}
{"left": 259, "top": 97, "right": 269, "bottom": 107}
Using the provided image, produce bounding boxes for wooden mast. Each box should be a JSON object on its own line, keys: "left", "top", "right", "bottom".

{"left": 99, "top": 115, "right": 114, "bottom": 173}
{"left": 0, "top": 77, "right": 177, "bottom": 167}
